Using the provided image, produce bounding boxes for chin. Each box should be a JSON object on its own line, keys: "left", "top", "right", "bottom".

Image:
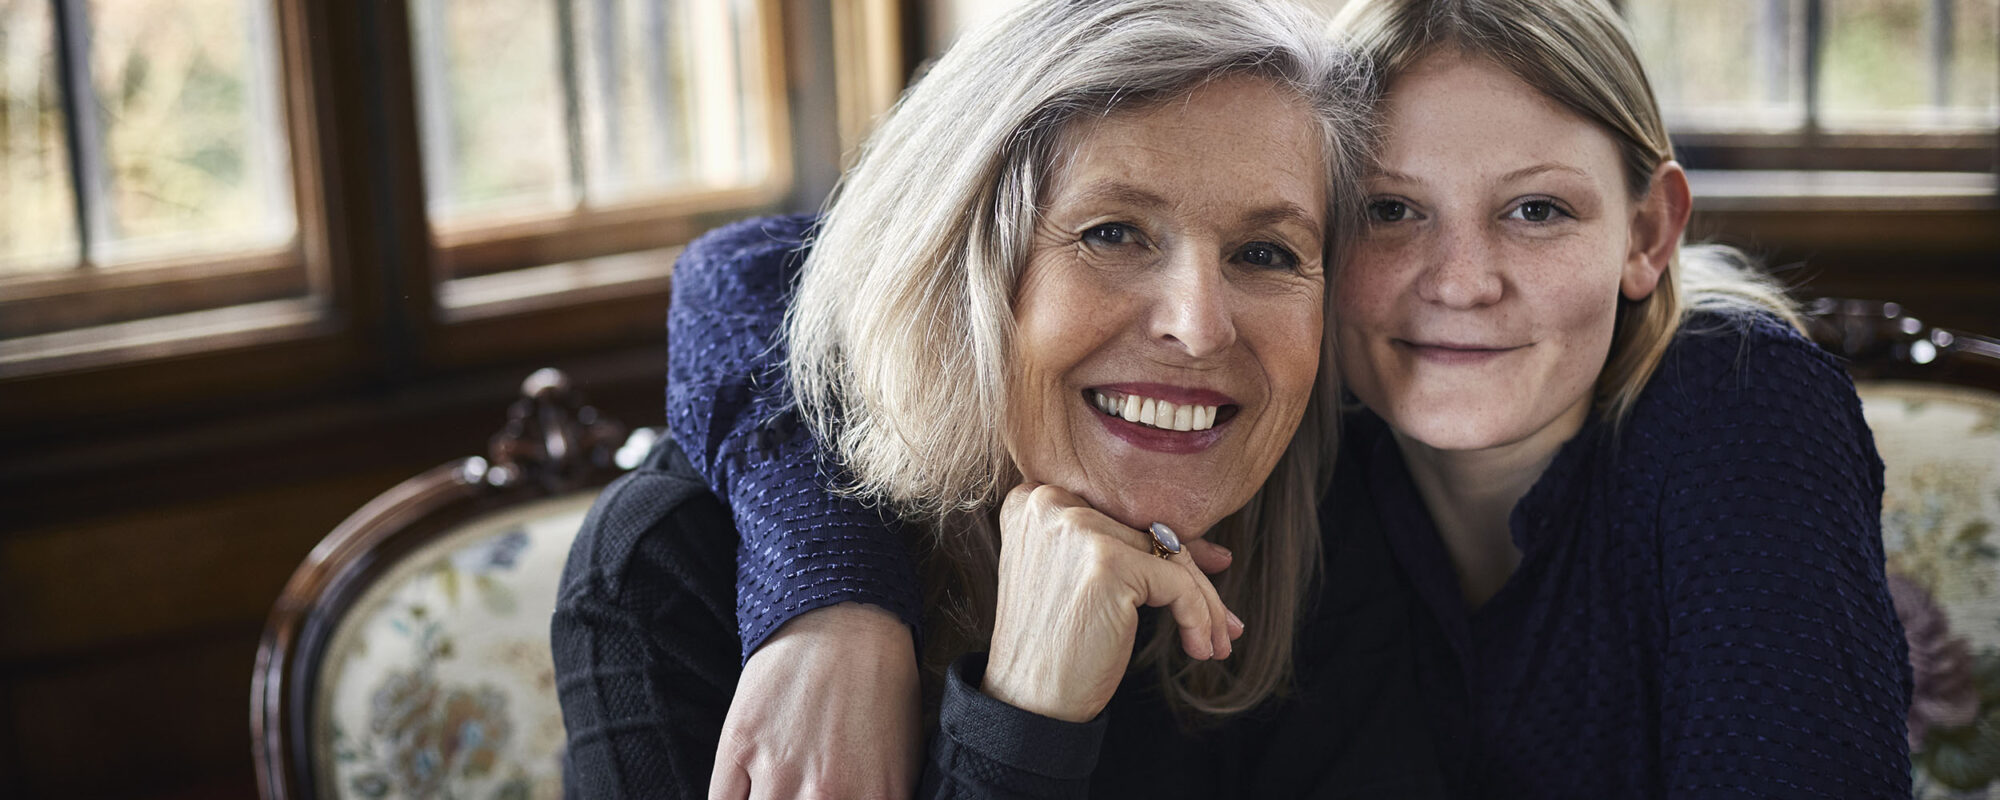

{"left": 1090, "top": 486, "right": 1224, "bottom": 542}
{"left": 1383, "top": 404, "right": 1520, "bottom": 452}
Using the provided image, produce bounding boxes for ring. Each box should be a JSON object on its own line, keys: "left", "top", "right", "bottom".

{"left": 1149, "top": 522, "right": 1182, "bottom": 560}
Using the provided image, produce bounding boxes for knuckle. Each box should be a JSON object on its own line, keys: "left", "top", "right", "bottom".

{"left": 1053, "top": 505, "right": 1096, "bottom": 532}
{"left": 1078, "top": 537, "right": 1125, "bottom": 581}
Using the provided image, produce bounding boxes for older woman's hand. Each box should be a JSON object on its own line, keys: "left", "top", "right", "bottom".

{"left": 981, "top": 483, "right": 1244, "bottom": 723}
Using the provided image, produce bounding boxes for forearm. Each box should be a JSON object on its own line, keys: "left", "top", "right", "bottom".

{"left": 663, "top": 214, "right": 925, "bottom": 655}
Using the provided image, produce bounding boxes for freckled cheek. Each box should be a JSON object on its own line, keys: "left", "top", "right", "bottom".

{"left": 1331, "top": 251, "right": 1403, "bottom": 323}
{"left": 1522, "top": 253, "right": 1626, "bottom": 343}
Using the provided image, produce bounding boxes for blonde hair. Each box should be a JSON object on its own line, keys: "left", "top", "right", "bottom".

{"left": 1331, "top": 0, "right": 1802, "bottom": 422}
{"left": 787, "top": 0, "right": 1373, "bottom": 716}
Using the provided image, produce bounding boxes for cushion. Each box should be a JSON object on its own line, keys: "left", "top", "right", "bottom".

{"left": 311, "top": 490, "right": 597, "bottom": 800}
{"left": 1862, "top": 381, "right": 2000, "bottom": 794}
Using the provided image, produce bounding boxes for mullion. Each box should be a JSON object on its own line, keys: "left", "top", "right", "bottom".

{"left": 1927, "top": 0, "right": 1953, "bottom": 111}
{"left": 553, "top": 0, "right": 586, "bottom": 207}
{"left": 590, "top": 0, "right": 621, "bottom": 192}
{"left": 49, "top": 0, "right": 111, "bottom": 267}
{"left": 1803, "top": 0, "right": 1823, "bottom": 137}
{"left": 642, "top": 0, "right": 680, "bottom": 184}
{"left": 1759, "top": 0, "right": 1791, "bottom": 107}
{"left": 412, "top": 0, "right": 456, "bottom": 209}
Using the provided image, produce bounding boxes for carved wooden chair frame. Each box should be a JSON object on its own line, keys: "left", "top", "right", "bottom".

{"left": 249, "top": 368, "right": 627, "bottom": 800}
{"left": 1804, "top": 297, "right": 2000, "bottom": 388}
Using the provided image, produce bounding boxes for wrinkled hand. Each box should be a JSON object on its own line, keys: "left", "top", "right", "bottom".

{"left": 980, "top": 483, "right": 1243, "bottom": 723}
{"left": 709, "top": 602, "right": 921, "bottom": 800}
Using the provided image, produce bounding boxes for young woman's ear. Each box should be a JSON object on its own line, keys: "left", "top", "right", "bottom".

{"left": 1622, "top": 160, "right": 1692, "bottom": 301}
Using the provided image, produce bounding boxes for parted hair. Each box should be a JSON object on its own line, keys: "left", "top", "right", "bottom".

{"left": 786, "top": 0, "right": 1374, "bottom": 716}
{"left": 1331, "top": 0, "right": 1801, "bottom": 422}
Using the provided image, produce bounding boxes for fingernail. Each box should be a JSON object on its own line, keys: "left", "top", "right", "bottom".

{"left": 1211, "top": 543, "right": 1233, "bottom": 560}
{"left": 1226, "top": 611, "right": 1244, "bottom": 636}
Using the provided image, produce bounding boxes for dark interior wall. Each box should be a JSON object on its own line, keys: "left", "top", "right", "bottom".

{"left": 1, "top": 347, "right": 669, "bottom": 799}
{"left": 1691, "top": 208, "right": 2000, "bottom": 337}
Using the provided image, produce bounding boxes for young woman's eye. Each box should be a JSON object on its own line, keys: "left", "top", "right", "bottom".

{"left": 1083, "top": 223, "right": 1139, "bottom": 246}
{"left": 1507, "top": 199, "right": 1568, "bottom": 222}
{"left": 1366, "top": 199, "right": 1410, "bottom": 223}
{"left": 1236, "top": 241, "right": 1299, "bottom": 270}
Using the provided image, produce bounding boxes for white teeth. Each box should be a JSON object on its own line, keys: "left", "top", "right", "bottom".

{"left": 1089, "top": 390, "right": 1221, "bottom": 433}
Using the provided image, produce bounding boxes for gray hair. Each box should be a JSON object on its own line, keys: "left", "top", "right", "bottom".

{"left": 790, "top": 0, "right": 1370, "bottom": 516}
{"left": 786, "top": 0, "right": 1375, "bottom": 717}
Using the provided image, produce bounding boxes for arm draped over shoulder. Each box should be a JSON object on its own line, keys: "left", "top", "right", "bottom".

{"left": 664, "top": 213, "right": 926, "bottom": 657}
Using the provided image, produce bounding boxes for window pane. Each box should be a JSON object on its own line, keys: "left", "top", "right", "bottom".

{"left": 0, "top": 0, "right": 80, "bottom": 274}
{"left": 89, "top": 0, "right": 297, "bottom": 262}
{"left": 1821, "top": 0, "right": 2000, "bottom": 130}
{"left": 413, "top": 0, "right": 777, "bottom": 231}
{"left": 1626, "top": 0, "right": 1810, "bottom": 132}
{"left": 1946, "top": 0, "right": 1998, "bottom": 117}
{"left": 412, "top": 0, "right": 572, "bottom": 225}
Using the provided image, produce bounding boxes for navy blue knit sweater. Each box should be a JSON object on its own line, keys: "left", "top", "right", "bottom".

{"left": 665, "top": 214, "right": 1913, "bottom": 797}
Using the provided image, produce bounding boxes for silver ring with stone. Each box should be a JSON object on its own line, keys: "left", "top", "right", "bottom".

{"left": 1148, "top": 522, "right": 1182, "bottom": 560}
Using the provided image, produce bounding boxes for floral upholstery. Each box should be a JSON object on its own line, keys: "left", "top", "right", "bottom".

{"left": 1863, "top": 381, "right": 2000, "bottom": 797}
{"left": 312, "top": 491, "right": 598, "bottom": 800}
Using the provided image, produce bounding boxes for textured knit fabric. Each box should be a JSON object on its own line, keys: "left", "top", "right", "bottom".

{"left": 1351, "top": 310, "right": 1912, "bottom": 798}
{"left": 552, "top": 438, "right": 738, "bottom": 799}
{"left": 665, "top": 213, "right": 924, "bottom": 658}
{"left": 663, "top": 214, "right": 1914, "bottom": 797}
{"left": 552, "top": 435, "right": 1451, "bottom": 798}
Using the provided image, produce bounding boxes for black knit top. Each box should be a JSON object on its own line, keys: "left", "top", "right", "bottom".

{"left": 637, "top": 214, "right": 1912, "bottom": 797}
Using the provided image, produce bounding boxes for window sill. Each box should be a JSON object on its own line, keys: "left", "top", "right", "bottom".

{"left": 1688, "top": 170, "right": 1997, "bottom": 212}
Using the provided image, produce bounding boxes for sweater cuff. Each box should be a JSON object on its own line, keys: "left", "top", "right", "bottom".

{"left": 938, "top": 652, "right": 1109, "bottom": 782}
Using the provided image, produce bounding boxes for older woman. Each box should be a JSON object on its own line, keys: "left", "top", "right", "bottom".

{"left": 552, "top": 0, "right": 1441, "bottom": 797}
{"left": 663, "top": 0, "right": 1913, "bottom": 797}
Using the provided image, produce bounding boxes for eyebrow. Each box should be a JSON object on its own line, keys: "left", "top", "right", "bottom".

{"left": 1370, "top": 163, "right": 1592, "bottom": 185}
{"left": 1071, "top": 180, "right": 1320, "bottom": 233}
{"left": 1496, "top": 162, "right": 1591, "bottom": 184}
{"left": 1240, "top": 203, "right": 1322, "bottom": 235}
{"left": 1072, "top": 180, "right": 1171, "bottom": 210}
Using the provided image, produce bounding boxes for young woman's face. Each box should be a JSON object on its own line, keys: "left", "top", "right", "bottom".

{"left": 1007, "top": 75, "right": 1327, "bottom": 539}
{"left": 1336, "top": 52, "right": 1663, "bottom": 453}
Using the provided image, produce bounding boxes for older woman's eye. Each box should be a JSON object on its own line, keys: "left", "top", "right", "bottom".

{"left": 1506, "top": 199, "right": 1569, "bottom": 223}
{"left": 1366, "top": 199, "right": 1409, "bottom": 223}
{"left": 1083, "top": 223, "right": 1139, "bottom": 246}
{"left": 1236, "top": 242, "right": 1299, "bottom": 270}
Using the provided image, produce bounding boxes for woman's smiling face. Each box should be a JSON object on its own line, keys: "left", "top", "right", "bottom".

{"left": 1336, "top": 52, "right": 1666, "bottom": 454}
{"left": 1006, "top": 75, "right": 1328, "bottom": 540}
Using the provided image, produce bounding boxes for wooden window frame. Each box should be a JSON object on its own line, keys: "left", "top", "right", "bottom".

{"left": 0, "top": 0, "right": 850, "bottom": 430}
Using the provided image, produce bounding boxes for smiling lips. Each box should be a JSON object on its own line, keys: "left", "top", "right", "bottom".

{"left": 1090, "top": 388, "right": 1223, "bottom": 432}
{"left": 1398, "top": 339, "right": 1525, "bottom": 365}
{"left": 1082, "top": 384, "right": 1240, "bottom": 455}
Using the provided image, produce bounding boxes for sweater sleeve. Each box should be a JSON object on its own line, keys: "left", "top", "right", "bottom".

{"left": 665, "top": 214, "right": 925, "bottom": 657}
{"left": 1655, "top": 316, "right": 1912, "bottom": 798}
{"left": 920, "top": 653, "right": 1109, "bottom": 799}
{"left": 552, "top": 439, "right": 743, "bottom": 799}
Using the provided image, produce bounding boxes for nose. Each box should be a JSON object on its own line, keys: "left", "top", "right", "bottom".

{"left": 1150, "top": 247, "right": 1237, "bottom": 358}
{"left": 1416, "top": 223, "right": 1503, "bottom": 309}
